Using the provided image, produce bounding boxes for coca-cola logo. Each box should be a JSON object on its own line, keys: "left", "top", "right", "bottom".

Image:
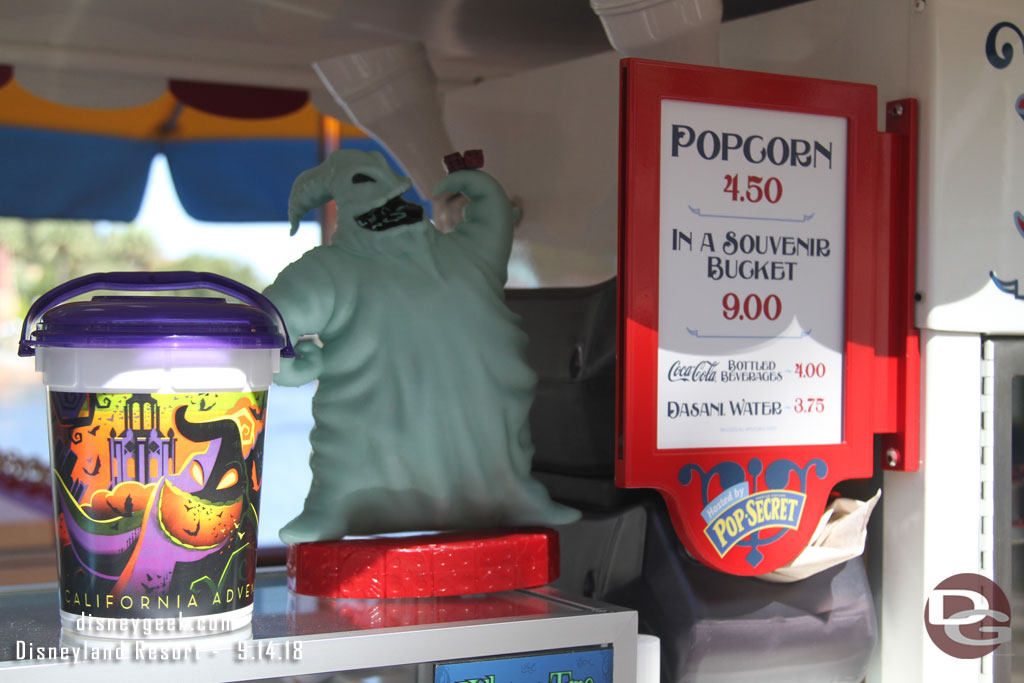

{"left": 667, "top": 360, "right": 718, "bottom": 382}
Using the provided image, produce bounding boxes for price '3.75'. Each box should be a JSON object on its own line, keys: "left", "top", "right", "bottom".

{"left": 794, "top": 397, "right": 825, "bottom": 413}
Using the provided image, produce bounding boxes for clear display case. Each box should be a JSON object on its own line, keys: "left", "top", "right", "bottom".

{"left": 0, "top": 567, "right": 638, "bottom": 683}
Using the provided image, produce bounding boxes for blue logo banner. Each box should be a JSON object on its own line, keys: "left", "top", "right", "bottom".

{"left": 703, "top": 489, "right": 805, "bottom": 557}
{"left": 701, "top": 481, "right": 750, "bottom": 523}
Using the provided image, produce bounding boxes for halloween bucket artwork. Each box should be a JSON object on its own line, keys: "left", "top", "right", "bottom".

{"left": 18, "top": 272, "right": 293, "bottom": 638}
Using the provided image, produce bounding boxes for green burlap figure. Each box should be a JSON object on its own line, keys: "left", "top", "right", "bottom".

{"left": 265, "top": 149, "right": 579, "bottom": 543}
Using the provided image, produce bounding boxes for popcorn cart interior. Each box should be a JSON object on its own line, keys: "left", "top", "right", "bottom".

{"left": 0, "top": 0, "right": 1020, "bottom": 681}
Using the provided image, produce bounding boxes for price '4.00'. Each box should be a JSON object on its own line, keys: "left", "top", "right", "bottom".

{"left": 724, "top": 174, "right": 783, "bottom": 203}
{"left": 723, "top": 293, "right": 781, "bottom": 321}
{"left": 794, "top": 362, "right": 826, "bottom": 378}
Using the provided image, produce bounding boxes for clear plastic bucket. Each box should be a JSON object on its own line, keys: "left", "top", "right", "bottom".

{"left": 19, "top": 272, "right": 293, "bottom": 639}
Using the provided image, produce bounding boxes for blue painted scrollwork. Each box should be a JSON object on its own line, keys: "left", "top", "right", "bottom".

{"left": 987, "top": 22, "right": 1024, "bottom": 69}
{"left": 679, "top": 461, "right": 747, "bottom": 506}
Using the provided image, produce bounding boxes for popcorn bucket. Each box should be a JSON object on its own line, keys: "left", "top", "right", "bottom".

{"left": 18, "top": 272, "right": 293, "bottom": 639}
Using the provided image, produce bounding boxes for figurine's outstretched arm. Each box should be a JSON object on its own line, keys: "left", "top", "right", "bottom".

{"left": 263, "top": 251, "right": 336, "bottom": 386}
{"left": 434, "top": 170, "right": 514, "bottom": 284}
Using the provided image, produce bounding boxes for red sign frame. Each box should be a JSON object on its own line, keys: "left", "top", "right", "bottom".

{"left": 617, "top": 59, "right": 879, "bottom": 575}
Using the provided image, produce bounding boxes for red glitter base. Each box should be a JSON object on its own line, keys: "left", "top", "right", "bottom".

{"left": 287, "top": 527, "right": 559, "bottom": 599}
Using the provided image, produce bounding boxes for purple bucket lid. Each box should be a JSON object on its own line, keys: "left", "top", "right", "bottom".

{"left": 19, "top": 271, "right": 294, "bottom": 357}
{"left": 32, "top": 295, "right": 285, "bottom": 350}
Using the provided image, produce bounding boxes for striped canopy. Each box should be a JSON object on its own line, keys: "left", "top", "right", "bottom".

{"left": 0, "top": 68, "right": 413, "bottom": 223}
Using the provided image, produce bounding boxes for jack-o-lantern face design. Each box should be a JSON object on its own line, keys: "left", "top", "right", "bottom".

{"left": 156, "top": 405, "right": 251, "bottom": 549}
{"left": 158, "top": 480, "right": 243, "bottom": 549}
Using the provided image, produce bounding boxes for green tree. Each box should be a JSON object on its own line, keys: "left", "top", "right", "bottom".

{"left": 160, "top": 253, "right": 266, "bottom": 297}
{"left": 0, "top": 219, "right": 267, "bottom": 317}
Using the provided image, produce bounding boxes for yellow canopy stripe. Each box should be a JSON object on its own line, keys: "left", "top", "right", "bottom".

{"left": 0, "top": 79, "right": 366, "bottom": 141}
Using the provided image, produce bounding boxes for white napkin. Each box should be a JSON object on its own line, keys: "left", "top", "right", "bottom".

{"left": 757, "top": 489, "right": 881, "bottom": 583}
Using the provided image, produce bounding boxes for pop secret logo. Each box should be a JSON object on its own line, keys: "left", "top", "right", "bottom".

{"left": 924, "top": 573, "right": 1011, "bottom": 659}
{"left": 678, "top": 457, "right": 826, "bottom": 568}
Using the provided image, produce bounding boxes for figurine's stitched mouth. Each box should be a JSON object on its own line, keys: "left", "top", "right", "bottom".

{"left": 355, "top": 196, "right": 424, "bottom": 231}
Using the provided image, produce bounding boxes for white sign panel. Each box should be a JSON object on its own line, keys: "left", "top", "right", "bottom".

{"left": 657, "top": 99, "right": 847, "bottom": 449}
{"left": 916, "top": 6, "right": 1024, "bottom": 334}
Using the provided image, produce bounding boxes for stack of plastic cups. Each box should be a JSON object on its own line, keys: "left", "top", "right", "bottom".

{"left": 313, "top": 43, "right": 474, "bottom": 234}
{"left": 314, "top": 42, "right": 451, "bottom": 201}
{"left": 590, "top": 0, "right": 723, "bottom": 66}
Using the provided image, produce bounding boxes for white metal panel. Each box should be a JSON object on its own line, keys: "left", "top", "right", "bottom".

{"left": 720, "top": 0, "right": 911, "bottom": 126}
{"left": 881, "top": 331, "right": 984, "bottom": 683}
{"left": 0, "top": 0, "right": 611, "bottom": 98}
{"left": 444, "top": 51, "right": 622, "bottom": 288}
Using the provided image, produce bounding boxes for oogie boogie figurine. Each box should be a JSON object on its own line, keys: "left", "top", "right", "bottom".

{"left": 265, "top": 149, "right": 579, "bottom": 543}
